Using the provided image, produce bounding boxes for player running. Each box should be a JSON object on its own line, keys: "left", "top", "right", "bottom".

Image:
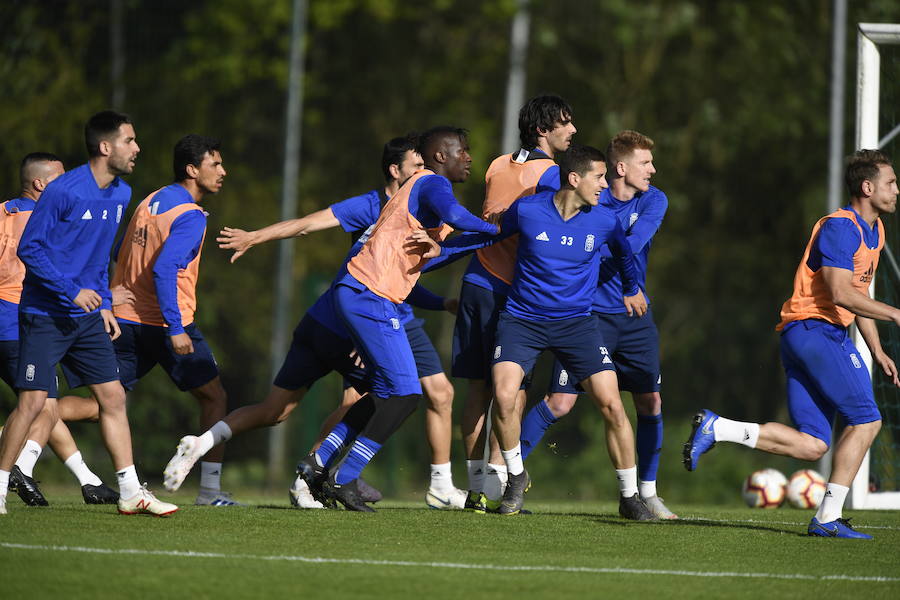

{"left": 519, "top": 130, "right": 676, "bottom": 519}
{"left": 684, "top": 149, "right": 899, "bottom": 539}
{"left": 0, "top": 111, "right": 176, "bottom": 517}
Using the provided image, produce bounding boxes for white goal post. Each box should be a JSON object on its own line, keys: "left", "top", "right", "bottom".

{"left": 847, "top": 22, "right": 900, "bottom": 509}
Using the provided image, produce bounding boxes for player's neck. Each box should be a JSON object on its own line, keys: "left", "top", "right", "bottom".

{"left": 19, "top": 189, "right": 39, "bottom": 202}
{"left": 553, "top": 189, "right": 585, "bottom": 219}
{"left": 384, "top": 181, "right": 399, "bottom": 198}
{"left": 534, "top": 140, "right": 554, "bottom": 159}
{"left": 609, "top": 178, "right": 637, "bottom": 202}
{"left": 178, "top": 181, "right": 205, "bottom": 203}
{"left": 88, "top": 158, "right": 116, "bottom": 189}
{"left": 849, "top": 197, "right": 879, "bottom": 227}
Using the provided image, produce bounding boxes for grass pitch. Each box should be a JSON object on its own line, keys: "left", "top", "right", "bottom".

{"left": 2, "top": 490, "right": 898, "bottom": 599}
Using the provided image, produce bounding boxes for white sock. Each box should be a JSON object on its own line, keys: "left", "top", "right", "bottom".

{"left": 466, "top": 459, "right": 485, "bottom": 492}
{"left": 200, "top": 462, "right": 222, "bottom": 491}
{"left": 63, "top": 451, "right": 103, "bottom": 486}
{"left": 815, "top": 482, "right": 849, "bottom": 523}
{"left": 616, "top": 466, "right": 639, "bottom": 498}
{"left": 501, "top": 444, "right": 524, "bottom": 476}
{"left": 483, "top": 463, "right": 507, "bottom": 501}
{"left": 713, "top": 417, "right": 760, "bottom": 448}
{"left": 116, "top": 465, "right": 141, "bottom": 499}
{"left": 210, "top": 421, "right": 233, "bottom": 445}
{"left": 639, "top": 480, "right": 657, "bottom": 499}
{"left": 0, "top": 469, "right": 9, "bottom": 497}
{"left": 14, "top": 440, "right": 43, "bottom": 477}
{"left": 429, "top": 462, "right": 453, "bottom": 491}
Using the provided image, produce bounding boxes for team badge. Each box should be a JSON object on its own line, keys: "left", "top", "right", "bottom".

{"left": 850, "top": 353, "right": 862, "bottom": 369}
{"left": 494, "top": 345, "right": 502, "bottom": 359}
{"left": 629, "top": 212, "right": 639, "bottom": 228}
{"left": 390, "top": 318, "right": 400, "bottom": 330}
{"left": 584, "top": 234, "right": 595, "bottom": 252}
{"left": 25, "top": 364, "right": 35, "bottom": 382}
{"left": 558, "top": 369, "right": 569, "bottom": 386}
{"left": 117, "top": 204, "right": 124, "bottom": 223}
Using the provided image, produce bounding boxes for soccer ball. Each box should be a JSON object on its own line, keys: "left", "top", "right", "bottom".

{"left": 786, "top": 469, "right": 826, "bottom": 509}
{"left": 741, "top": 468, "right": 787, "bottom": 508}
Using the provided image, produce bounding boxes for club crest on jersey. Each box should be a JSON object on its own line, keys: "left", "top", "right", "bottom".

{"left": 390, "top": 318, "right": 400, "bottom": 330}
{"left": 629, "top": 212, "right": 639, "bottom": 228}
{"left": 584, "top": 234, "right": 595, "bottom": 252}
{"left": 116, "top": 204, "right": 124, "bottom": 223}
{"left": 850, "top": 353, "right": 862, "bottom": 369}
{"left": 558, "top": 369, "right": 569, "bottom": 386}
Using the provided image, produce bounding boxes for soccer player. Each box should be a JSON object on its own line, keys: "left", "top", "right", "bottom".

{"left": 300, "top": 126, "right": 498, "bottom": 512}
{"left": 216, "top": 135, "right": 467, "bottom": 508}
{"left": 452, "top": 94, "right": 575, "bottom": 511}
{"left": 0, "top": 153, "right": 120, "bottom": 507}
{"left": 58, "top": 134, "right": 236, "bottom": 506}
{"left": 519, "top": 130, "right": 677, "bottom": 519}
{"left": 0, "top": 110, "right": 176, "bottom": 516}
{"left": 684, "top": 149, "right": 899, "bottom": 539}
{"left": 424, "top": 144, "right": 649, "bottom": 516}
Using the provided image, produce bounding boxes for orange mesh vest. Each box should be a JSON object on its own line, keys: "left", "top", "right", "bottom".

{"left": 112, "top": 189, "right": 205, "bottom": 327}
{"left": 347, "top": 170, "right": 451, "bottom": 303}
{"left": 0, "top": 200, "right": 33, "bottom": 304}
{"left": 476, "top": 151, "right": 555, "bottom": 284}
{"left": 777, "top": 208, "right": 884, "bottom": 330}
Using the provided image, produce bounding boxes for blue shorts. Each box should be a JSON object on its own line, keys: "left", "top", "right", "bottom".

{"left": 77, "top": 321, "right": 219, "bottom": 392}
{"left": 16, "top": 312, "right": 119, "bottom": 396}
{"left": 405, "top": 318, "right": 444, "bottom": 379}
{"left": 492, "top": 312, "right": 614, "bottom": 383}
{"left": 452, "top": 281, "right": 506, "bottom": 380}
{"left": 274, "top": 312, "right": 369, "bottom": 394}
{"left": 549, "top": 309, "right": 661, "bottom": 395}
{"left": 334, "top": 283, "right": 421, "bottom": 398}
{"left": 780, "top": 319, "right": 881, "bottom": 446}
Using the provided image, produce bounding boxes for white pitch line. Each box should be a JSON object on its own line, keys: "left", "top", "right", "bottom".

{"left": 1, "top": 542, "right": 898, "bottom": 583}
{"left": 679, "top": 516, "right": 900, "bottom": 531}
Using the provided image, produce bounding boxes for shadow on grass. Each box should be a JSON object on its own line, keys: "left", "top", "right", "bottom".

{"left": 585, "top": 515, "right": 805, "bottom": 536}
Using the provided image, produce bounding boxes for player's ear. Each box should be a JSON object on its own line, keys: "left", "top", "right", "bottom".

{"left": 567, "top": 171, "right": 580, "bottom": 188}
{"left": 32, "top": 178, "right": 45, "bottom": 193}
{"left": 99, "top": 139, "right": 112, "bottom": 158}
{"left": 616, "top": 161, "right": 626, "bottom": 177}
{"left": 434, "top": 151, "right": 446, "bottom": 165}
{"left": 861, "top": 179, "right": 875, "bottom": 197}
{"left": 185, "top": 163, "right": 199, "bottom": 180}
{"left": 388, "top": 163, "right": 401, "bottom": 180}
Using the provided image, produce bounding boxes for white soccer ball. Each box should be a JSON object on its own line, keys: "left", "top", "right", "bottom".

{"left": 786, "top": 469, "right": 826, "bottom": 509}
{"left": 741, "top": 468, "right": 787, "bottom": 508}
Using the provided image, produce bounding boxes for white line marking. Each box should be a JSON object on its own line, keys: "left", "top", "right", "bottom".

{"left": 679, "top": 516, "right": 899, "bottom": 531}
{"left": 1, "top": 542, "right": 897, "bottom": 583}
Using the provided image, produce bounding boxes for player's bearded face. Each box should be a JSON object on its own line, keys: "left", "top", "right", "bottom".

{"left": 397, "top": 151, "right": 424, "bottom": 184}
{"left": 107, "top": 124, "right": 140, "bottom": 175}
{"left": 546, "top": 116, "right": 576, "bottom": 154}
{"left": 196, "top": 151, "right": 226, "bottom": 194}
{"left": 871, "top": 164, "right": 898, "bottom": 214}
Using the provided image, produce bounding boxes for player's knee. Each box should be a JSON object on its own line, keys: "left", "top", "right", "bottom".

{"left": 426, "top": 382, "right": 454, "bottom": 413}
{"left": 545, "top": 393, "right": 575, "bottom": 418}
{"left": 96, "top": 387, "right": 126, "bottom": 413}
{"left": 798, "top": 434, "right": 829, "bottom": 461}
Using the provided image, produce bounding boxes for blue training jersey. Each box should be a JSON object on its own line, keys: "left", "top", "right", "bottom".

{"left": 114, "top": 184, "right": 206, "bottom": 334}
{"left": 807, "top": 205, "right": 880, "bottom": 272}
{"left": 18, "top": 163, "right": 131, "bottom": 317}
{"left": 593, "top": 185, "right": 668, "bottom": 313}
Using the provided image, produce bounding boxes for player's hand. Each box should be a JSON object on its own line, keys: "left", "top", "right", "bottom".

{"left": 170, "top": 332, "right": 194, "bottom": 355}
{"left": 348, "top": 348, "right": 365, "bottom": 369}
{"left": 873, "top": 351, "right": 900, "bottom": 387}
{"left": 485, "top": 209, "right": 506, "bottom": 226}
{"left": 217, "top": 227, "right": 256, "bottom": 263}
{"left": 73, "top": 289, "right": 102, "bottom": 312}
{"left": 623, "top": 291, "right": 647, "bottom": 317}
{"left": 100, "top": 309, "right": 121, "bottom": 340}
{"left": 405, "top": 230, "right": 441, "bottom": 259}
{"left": 444, "top": 297, "right": 459, "bottom": 315}
{"left": 110, "top": 285, "right": 135, "bottom": 307}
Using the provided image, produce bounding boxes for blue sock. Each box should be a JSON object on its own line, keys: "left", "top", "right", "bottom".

{"left": 316, "top": 422, "right": 357, "bottom": 468}
{"left": 520, "top": 400, "right": 558, "bottom": 460}
{"left": 335, "top": 436, "right": 382, "bottom": 485}
{"left": 636, "top": 413, "right": 663, "bottom": 482}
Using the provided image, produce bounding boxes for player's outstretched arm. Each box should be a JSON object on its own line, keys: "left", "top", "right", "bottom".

{"left": 217, "top": 207, "right": 340, "bottom": 262}
{"left": 822, "top": 266, "right": 900, "bottom": 324}
{"left": 856, "top": 315, "right": 900, "bottom": 386}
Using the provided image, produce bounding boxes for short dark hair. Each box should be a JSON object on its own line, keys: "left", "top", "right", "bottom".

{"left": 418, "top": 126, "right": 468, "bottom": 161}
{"left": 518, "top": 95, "right": 573, "bottom": 149}
{"left": 173, "top": 134, "right": 221, "bottom": 181}
{"left": 558, "top": 144, "right": 605, "bottom": 189}
{"left": 20, "top": 152, "right": 63, "bottom": 187}
{"left": 845, "top": 149, "right": 892, "bottom": 197}
{"left": 85, "top": 110, "right": 132, "bottom": 157}
{"left": 606, "top": 130, "right": 654, "bottom": 165}
{"left": 381, "top": 133, "right": 419, "bottom": 181}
